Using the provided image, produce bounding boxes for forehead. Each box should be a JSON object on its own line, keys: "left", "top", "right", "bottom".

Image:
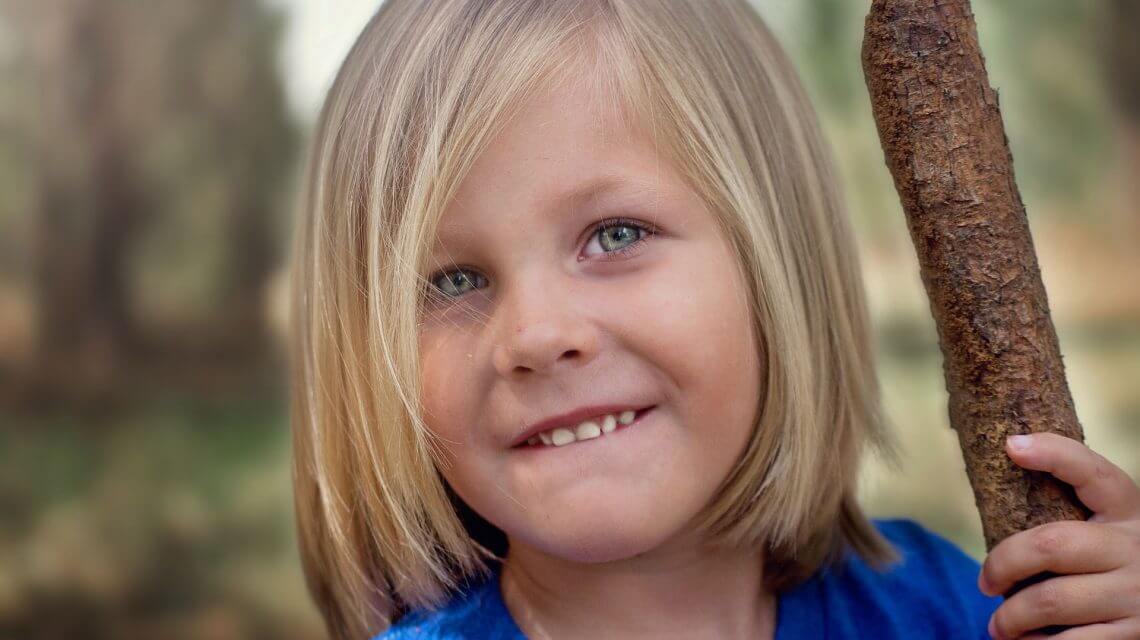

{"left": 542, "top": 173, "right": 658, "bottom": 214}
{"left": 436, "top": 170, "right": 658, "bottom": 228}
{"left": 428, "top": 66, "right": 677, "bottom": 249}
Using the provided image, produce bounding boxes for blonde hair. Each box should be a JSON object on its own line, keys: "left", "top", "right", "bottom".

{"left": 288, "top": 1, "right": 901, "bottom": 638}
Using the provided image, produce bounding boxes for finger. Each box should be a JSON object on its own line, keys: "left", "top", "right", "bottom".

{"left": 979, "top": 520, "right": 1131, "bottom": 597}
{"left": 988, "top": 572, "right": 1136, "bottom": 640}
{"left": 1006, "top": 432, "right": 1140, "bottom": 521}
{"left": 1021, "top": 618, "right": 1140, "bottom": 640}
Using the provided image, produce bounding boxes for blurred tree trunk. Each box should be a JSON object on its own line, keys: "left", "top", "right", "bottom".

{"left": 218, "top": 183, "right": 277, "bottom": 359}
{"left": 28, "top": 0, "right": 141, "bottom": 397}
{"left": 1107, "top": 0, "right": 1139, "bottom": 124}
{"left": 1108, "top": 0, "right": 1135, "bottom": 196}
{"left": 1106, "top": 0, "right": 1139, "bottom": 223}
{"left": 206, "top": 2, "right": 295, "bottom": 362}
{"left": 6, "top": 0, "right": 296, "bottom": 401}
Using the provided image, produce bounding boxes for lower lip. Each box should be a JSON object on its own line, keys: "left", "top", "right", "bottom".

{"left": 513, "top": 406, "right": 656, "bottom": 452}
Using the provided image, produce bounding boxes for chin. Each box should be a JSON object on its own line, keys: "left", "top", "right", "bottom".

{"left": 528, "top": 531, "right": 657, "bottom": 564}
{"left": 512, "top": 505, "right": 679, "bottom": 564}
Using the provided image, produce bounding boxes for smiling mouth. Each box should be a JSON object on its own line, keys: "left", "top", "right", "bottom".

{"left": 514, "top": 406, "right": 655, "bottom": 449}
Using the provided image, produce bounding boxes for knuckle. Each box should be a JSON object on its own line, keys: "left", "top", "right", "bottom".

{"left": 1033, "top": 581, "right": 1063, "bottom": 617}
{"left": 1032, "top": 525, "right": 1066, "bottom": 557}
{"left": 1093, "top": 456, "right": 1114, "bottom": 481}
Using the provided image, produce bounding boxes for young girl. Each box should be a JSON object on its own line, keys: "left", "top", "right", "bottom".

{"left": 288, "top": 1, "right": 1140, "bottom": 638}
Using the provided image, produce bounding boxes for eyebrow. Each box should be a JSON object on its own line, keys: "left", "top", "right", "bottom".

{"left": 542, "top": 173, "right": 646, "bottom": 212}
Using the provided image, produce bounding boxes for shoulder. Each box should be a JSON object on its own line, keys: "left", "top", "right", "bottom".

{"left": 369, "top": 565, "right": 523, "bottom": 640}
{"left": 778, "top": 518, "right": 1003, "bottom": 639}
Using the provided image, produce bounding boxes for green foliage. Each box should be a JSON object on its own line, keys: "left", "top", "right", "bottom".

{"left": 0, "top": 388, "right": 321, "bottom": 638}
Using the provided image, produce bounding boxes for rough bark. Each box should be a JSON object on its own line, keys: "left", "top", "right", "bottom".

{"left": 861, "top": 0, "right": 1092, "bottom": 554}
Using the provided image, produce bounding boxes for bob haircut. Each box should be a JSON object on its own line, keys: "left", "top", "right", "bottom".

{"left": 289, "top": 0, "right": 902, "bottom": 638}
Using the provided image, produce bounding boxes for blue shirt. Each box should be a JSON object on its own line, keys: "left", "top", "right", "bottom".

{"left": 374, "top": 518, "right": 1003, "bottom": 639}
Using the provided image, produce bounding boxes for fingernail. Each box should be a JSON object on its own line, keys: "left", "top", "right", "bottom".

{"left": 977, "top": 570, "right": 991, "bottom": 595}
{"left": 1007, "top": 434, "right": 1032, "bottom": 452}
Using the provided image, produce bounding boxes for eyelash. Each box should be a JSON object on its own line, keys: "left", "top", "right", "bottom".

{"left": 424, "top": 216, "right": 658, "bottom": 302}
{"left": 585, "top": 216, "right": 658, "bottom": 262}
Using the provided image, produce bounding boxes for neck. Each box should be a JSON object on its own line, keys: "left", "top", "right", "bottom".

{"left": 499, "top": 533, "right": 776, "bottom": 640}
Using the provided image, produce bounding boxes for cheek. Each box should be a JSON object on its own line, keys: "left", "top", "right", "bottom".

{"left": 637, "top": 243, "right": 762, "bottom": 456}
{"left": 418, "top": 334, "right": 476, "bottom": 454}
{"left": 620, "top": 242, "right": 759, "bottom": 397}
{"left": 418, "top": 342, "right": 490, "bottom": 503}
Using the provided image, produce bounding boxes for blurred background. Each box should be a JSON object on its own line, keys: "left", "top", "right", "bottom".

{"left": 0, "top": 0, "right": 1136, "bottom": 637}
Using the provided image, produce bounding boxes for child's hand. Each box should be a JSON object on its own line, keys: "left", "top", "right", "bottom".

{"left": 977, "top": 432, "right": 1140, "bottom": 639}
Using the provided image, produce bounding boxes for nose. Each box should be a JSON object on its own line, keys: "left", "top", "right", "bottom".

{"left": 490, "top": 277, "right": 600, "bottom": 378}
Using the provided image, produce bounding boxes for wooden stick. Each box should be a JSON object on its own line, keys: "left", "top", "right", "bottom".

{"left": 860, "top": 0, "right": 1092, "bottom": 554}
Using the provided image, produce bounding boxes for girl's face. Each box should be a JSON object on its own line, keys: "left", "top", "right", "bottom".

{"left": 418, "top": 71, "right": 762, "bottom": 564}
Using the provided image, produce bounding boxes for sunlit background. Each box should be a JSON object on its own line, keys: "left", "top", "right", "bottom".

{"left": 1, "top": 1, "right": 1136, "bottom": 637}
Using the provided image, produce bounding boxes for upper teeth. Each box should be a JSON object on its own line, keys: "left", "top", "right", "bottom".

{"left": 528, "top": 410, "right": 638, "bottom": 447}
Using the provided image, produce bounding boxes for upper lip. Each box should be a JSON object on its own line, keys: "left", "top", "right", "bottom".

{"left": 508, "top": 403, "right": 654, "bottom": 448}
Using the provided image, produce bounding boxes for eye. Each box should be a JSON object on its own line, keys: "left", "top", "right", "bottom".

{"left": 423, "top": 217, "right": 658, "bottom": 303}
{"left": 425, "top": 267, "right": 486, "bottom": 302}
{"left": 582, "top": 217, "right": 658, "bottom": 260}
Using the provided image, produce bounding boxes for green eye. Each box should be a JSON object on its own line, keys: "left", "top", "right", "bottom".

{"left": 424, "top": 217, "right": 656, "bottom": 303}
{"left": 429, "top": 268, "right": 484, "bottom": 300}
{"left": 597, "top": 223, "right": 640, "bottom": 252}
{"left": 583, "top": 217, "right": 656, "bottom": 260}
